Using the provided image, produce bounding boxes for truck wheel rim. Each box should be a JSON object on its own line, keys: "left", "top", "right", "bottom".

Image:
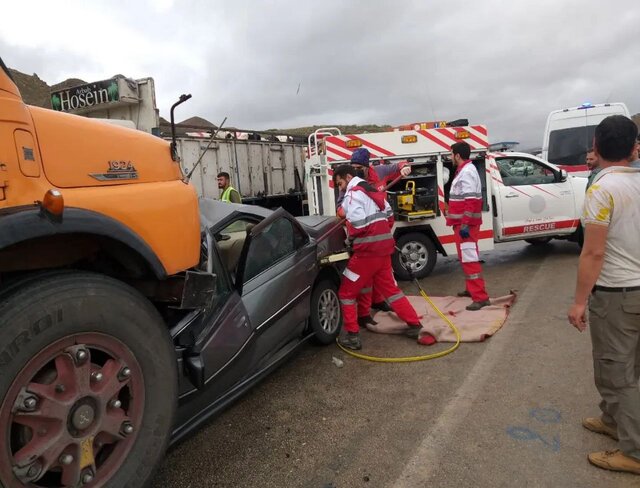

{"left": 0, "top": 333, "right": 145, "bottom": 487}
{"left": 400, "top": 241, "right": 428, "bottom": 271}
{"left": 318, "top": 289, "right": 340, "bottom": 334}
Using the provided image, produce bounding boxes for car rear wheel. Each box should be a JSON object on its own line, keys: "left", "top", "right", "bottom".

{"left": 524, "top": 237, "right": 553, "bottom": 245}
{"left": 392, "top": 232, "right": 437, "bottom": 280}
{"left": 309, "top": 280, "right": 342, "bottom": 345}
{"left": 0, "top": 272, "right": 176, "bottom": 488}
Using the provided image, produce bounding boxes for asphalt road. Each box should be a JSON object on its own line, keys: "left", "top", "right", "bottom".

{"left": 155, "top": 240, "right": 638, "bottom": 488}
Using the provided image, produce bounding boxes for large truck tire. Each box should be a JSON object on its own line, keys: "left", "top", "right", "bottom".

{"left": 0, "top": 272, "right": 177, "bottom": 488}
{"left": 392, "top": 232, "right": 437, "bottom": 281}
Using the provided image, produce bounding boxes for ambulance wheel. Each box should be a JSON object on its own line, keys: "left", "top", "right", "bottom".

{"left": 524, "top": 237, "right": 552, "bottom": 245}
{"left": 309, "top": 280, "right": 342, "bottom": 345}
{"left": 393, "top": 233, "right": 437, "bottom": 281}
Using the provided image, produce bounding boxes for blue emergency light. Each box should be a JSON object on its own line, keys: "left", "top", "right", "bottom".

{"left": 578, "top": 102, "right": 594, "bottom": 109}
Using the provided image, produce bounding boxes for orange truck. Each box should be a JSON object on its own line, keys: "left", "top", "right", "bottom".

{"left": 0, "top": 57, "right": 203, "bottom": 485}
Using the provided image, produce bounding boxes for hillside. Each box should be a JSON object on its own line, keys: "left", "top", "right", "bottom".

{"left": 6, "top": 66, "right": 640, "bottom": 139}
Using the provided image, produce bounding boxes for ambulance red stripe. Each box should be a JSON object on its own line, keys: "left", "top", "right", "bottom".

{"left": 531, "top": 185, "right": 560, "bottom": 199}
{"left": 501, "top": 219, "right": 579, "bottom": 236}
{"left": 417, "top": 130, "right": 451, "bottom": 150}
{"left": 452, "top": 127, "right": 488, "bottom": 148}
{"left": 345, "top": 135, "right": 396, "bottom": 157}
{"left": 473, "top": 125, "right": 488, "bottom": 136}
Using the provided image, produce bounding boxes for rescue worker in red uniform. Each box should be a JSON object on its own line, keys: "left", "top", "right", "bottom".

{"left": 342, "top": 148, "right": 412, "bottom": 322}
{"left": 333, "top": 164, "right": 437, "bottom": 350}
{"left": 446, "top": 141, "right": 490, "bottom": 311}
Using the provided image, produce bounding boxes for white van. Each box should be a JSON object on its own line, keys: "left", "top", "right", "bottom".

{"left": 542, "top": 102, "right": 630, "bottom": 176}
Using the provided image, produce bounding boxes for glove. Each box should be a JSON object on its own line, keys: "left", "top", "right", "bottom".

{"left": 336, "top": 206, "right": 346, "bottom": 220}
{"left": 400, "top": 165, "right": 411, "bottom": 176}
{"left": 459, "top": 225, "right": 470, "bottom": 239}
{"left": 344, "top": 238, "right": 354, "bottom": 254}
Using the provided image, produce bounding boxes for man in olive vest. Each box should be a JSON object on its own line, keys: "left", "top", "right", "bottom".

{"left": 217, "top": 172, "right": 242, "bottom": 203}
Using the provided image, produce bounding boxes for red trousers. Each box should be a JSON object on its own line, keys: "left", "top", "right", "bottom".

{"left": 339, "top": 254, "right": 421, "bottom": 333}
{"left": 453, "top": 225, "right": 489, "bottom": 302}
{"left": 356, "top": 285, "right": 386, "bottom": 318}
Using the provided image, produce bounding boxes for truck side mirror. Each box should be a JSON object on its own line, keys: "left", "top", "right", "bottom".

{"left": 559, "top": 169, "right": 568, "bottom": 182}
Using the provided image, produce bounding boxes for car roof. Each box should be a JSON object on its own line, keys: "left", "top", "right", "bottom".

{"left": 198, "top": 198, "right": 272, "bottom": 229}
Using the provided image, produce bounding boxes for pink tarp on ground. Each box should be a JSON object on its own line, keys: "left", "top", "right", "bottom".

{"left": 367, "top": 294, "right": 517, "bottom": 343}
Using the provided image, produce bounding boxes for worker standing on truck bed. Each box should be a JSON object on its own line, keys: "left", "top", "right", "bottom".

{"left": 333, "top": 164, "right": 436, "bottom": 350}
{"left": 217, "top": 171, "right": 242, "bottom": 203}
{"left": 347, "top": 148, "right": 412, "bottom": 318}
{"left": 446, "top": 141, "right": 491, "bottom": 311}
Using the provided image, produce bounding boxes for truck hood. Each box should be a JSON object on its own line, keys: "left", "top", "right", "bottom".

{"left": 30, "top": 106, "right": 182, "bottom": 188}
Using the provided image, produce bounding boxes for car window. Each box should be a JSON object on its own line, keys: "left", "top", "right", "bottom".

{"left": 242, "top": 217, "right": 304, "bottom": 282}
{"left": 498, "top": 158, "right": 556, "bottom": 186}
{"left": 215, "top": 218, "right": 257, "bottom": 279}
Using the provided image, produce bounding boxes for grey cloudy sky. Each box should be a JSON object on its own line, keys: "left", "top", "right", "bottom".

{"left": 2, "top": 0, "right": 639, "bottom": 148}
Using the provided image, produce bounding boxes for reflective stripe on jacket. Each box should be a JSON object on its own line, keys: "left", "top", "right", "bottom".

{"left": 446, "top": 160, "right": 483, "bottom": 227}
{"left": 342, "top": 177, "right": 395, "bottom": 257}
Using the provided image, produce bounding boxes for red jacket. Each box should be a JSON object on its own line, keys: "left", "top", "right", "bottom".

{"left": 367, "top": 161, "right": 409, "bottom": 191}
{"left": 342, "top": 177, "right": 395, "bottom": 257}
{"left": 446, "top": 160, "right": 483, "bottom": 227}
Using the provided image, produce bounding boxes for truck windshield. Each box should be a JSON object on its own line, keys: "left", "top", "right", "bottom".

{"left": 547, "top": 125, "right": 596, "bottom": 166}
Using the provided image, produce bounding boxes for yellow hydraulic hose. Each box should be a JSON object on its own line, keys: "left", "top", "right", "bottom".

{"left": 336, "top": 278, "right": 461, "bottom": 363}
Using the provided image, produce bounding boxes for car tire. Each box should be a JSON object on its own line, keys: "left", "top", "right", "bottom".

{"left": 574, "top": 225, "right": 584, "bottom": 248}
{"left": 524, "top": 237, "right": 553, "bottom": 245}
{"left": 309, "top": 279, "right": 342, "bottom": 345}
{"left": 0, "top": 272, "right": 177, "bottom": 488}
{"left": 392, "top": 232, "right": 437, "bottom": 280}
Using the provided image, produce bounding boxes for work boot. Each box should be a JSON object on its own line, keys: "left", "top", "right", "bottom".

{"left": 358, "top": 316, "right": 377, "bottom": 329}
{"left": 588, "top": 449, "right": 640, "bottom": 475}
{"left": 457, "top": 290, "right": 471, "bottom": 298}
{"left": 338, "top": 332, "right": 362, "bottom": 351}
{"left": 466, "top": 300, "right": 491, "bottom": 311}
{"left": 582, "top": 417, "right": 618, "bottom": 440}
{"left": 404, "top": 324, "right": 422, "bottom": 339}
{"left": 372, "top": 301, "right": 391, "bottom": 312}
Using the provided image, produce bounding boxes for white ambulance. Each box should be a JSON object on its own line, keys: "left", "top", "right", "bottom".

{"left": 542, "top": 102, "right": 630, "bottom": 176}
{"left": 305, "top": 123, "right": 587, "bottom": 279}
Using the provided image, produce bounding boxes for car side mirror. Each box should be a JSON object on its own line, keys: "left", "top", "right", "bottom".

{"left": 559, "top": 169, "right": 568, "bottom": 182}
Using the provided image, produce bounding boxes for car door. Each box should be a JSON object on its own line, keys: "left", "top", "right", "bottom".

{"left": 182, "top": 221, "right": 255, "bottom": 391}
{"left": 235, "top": 208, "right": 317, "bottom": 361}
{"left": 493, "top": 156, "right": 578, "bottom": 240}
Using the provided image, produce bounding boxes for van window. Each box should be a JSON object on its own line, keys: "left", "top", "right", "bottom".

{"left": 547, "top": 125, "right": 596, "bottom": 166}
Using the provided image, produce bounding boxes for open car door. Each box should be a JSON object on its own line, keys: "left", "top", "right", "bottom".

{"left": 235, "top": 208, "right": 318, "bottom": 360}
